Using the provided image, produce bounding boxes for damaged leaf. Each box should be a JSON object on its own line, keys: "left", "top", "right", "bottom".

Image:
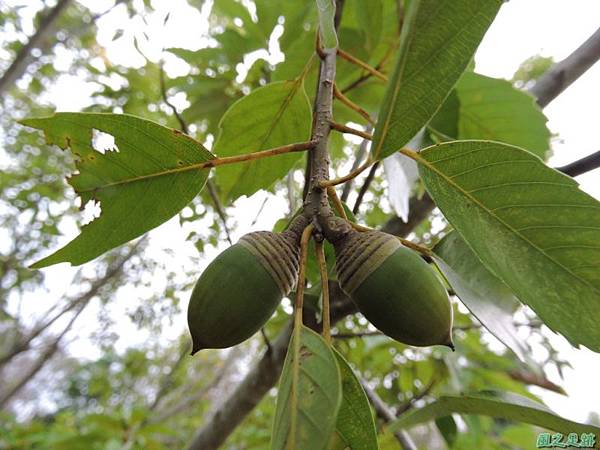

{"left": 22, "top": 113, "right": 214, "bottom": 267}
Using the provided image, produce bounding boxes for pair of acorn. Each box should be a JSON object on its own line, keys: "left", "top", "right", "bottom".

{"left": 187, "top": 215, "right": 453, "bottom": 353}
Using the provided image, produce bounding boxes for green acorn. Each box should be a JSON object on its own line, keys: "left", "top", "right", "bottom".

{"left": 333, "top": 228, "right": 453, "bottom": 348}
{"left": 188, "top": 216, "right": 308, "bottom": 353}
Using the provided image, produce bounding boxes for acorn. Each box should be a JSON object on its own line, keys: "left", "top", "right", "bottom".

{"left": 333, "top": 228, "right": 453, "bottom": 348}
{"left": 187, "top": 215, "right": 309, "bottom": 353}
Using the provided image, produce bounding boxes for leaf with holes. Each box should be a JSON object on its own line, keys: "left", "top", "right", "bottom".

{"left": 333, "top": 349, "right": 378, "bottom": 450}
{"left": 415, "top": 140, "right": 600, "bottom": 352}
{"left": 271, "top": 326, "right": 342, "bottom": 450}
{"left": 21, "top": 113, "right": 214, "bottom": 268}
{"left": 433, "top": 231, "right": 529, "bottom": 362}
{"left": 214, "top": 80, "right": 312, "bottom": 201}
{"left": 371, "top": 0, "right": 501, "bottom": 160}
{"left": 390, "top": 391, "right": 600, "bottom": 436}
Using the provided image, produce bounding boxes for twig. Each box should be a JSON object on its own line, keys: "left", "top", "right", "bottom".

{"left": 159, "top": 62, "right": 188, "bottom": 133}
{"left": 337, "top": 48, "right": 388, "bottom": 81}
{"left": 206, "top": 180, "right": 233, "bottom": 244}
{"left": 327, "top": 186, "right": 348, "bottom": 220}
{"left": 556, "top": 150, "right": 600, "bottom": 177}
{"left": 320, "top": 159, "right": 373, "bottom": 188}
{"left": 352, "top": 161, "right": 379, "bottom": 213}
{"left": 530, "top": 26, "right": 600, "bottom": 108}
{"left": 341, "top": 125, "right": 373, "bottom": 202}
{"left": 250, "top": 196, "right": 269, "bottom": 227}
{"left": 381, "top": 193, "right": 435, "bottom": 236}
{"left": 333, "top": 331, "right": 383, "bottom": 339}
{"left": 329, "top": 121, "right": 373, "bottom": 140}
{"left": 333, "top": 83, "right": 375, "bottom": 124}
{"left": 398, "top": 237, "right": 433, "bottom": 257}
{"left": 396, "top": 378, "right": 438, "bottom": 415}
{"left": 508, "top": 370, "right": 566, "bottom": 395}
{"left": 159, "top": 64, "right": 233, "bottom": 244}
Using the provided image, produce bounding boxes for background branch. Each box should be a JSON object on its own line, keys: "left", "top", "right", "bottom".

{"left": 530, "top": 26, "right": 600, "bottom": 108}
{"left": 0, "top": 242, "right": 140, "bottom": 370}
{"left": 556, "top": 149, "right": 600, "bottom": 177}
{"left": 0, "top": 0, "right": 72, "bottom": 96}
{"left": 360, "top": 379, "right": 418, "bottom": 450}
{"left": 0, "top": 302, "right": 85, "bottom": 409}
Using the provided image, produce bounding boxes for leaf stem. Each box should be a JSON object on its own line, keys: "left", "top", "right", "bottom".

{"left": 337, "top": 48, "right": 388, "bottom": 81}
{"left": 329, "top": 121, "right": 373, "bottom": 140}
{"left": 326, "top": 186, "right": 348, "bottom": 220}
{"left": 348, "top": 221, "right": 433, "bottom": 256}
{"left": 398, "top": 238, "right": 433, "bottom": 257}
{"left": 294, "top": 224, "right": 315, "bottom": 329}
{"left": 315, "top": 241, "right": 331, "bottom": 344}
{"left": 319, "top": 158, "right": 373, "bottom": 188}
{"left": 333, "top": 83, "right": 375, "bottom": 124}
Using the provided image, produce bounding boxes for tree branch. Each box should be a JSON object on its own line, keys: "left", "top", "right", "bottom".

{"left": 0, "top": 301, "right": 85, "bottom": 410}
{"left": 0, "top": 242, "right": 140, "bottom": 369}
{"left": 360, "top": 379, "right": 418, "bottom": 450}
{"left": 185, "top": 322, "right": 292, "bottom": 450}
{"left": 556, "top": 149, "right": 600, "bottom": 177}
{"left": 0, "top": 0, "right": 72, "bottom": 96}
{"left": 529, "top": 26, "right": 600, "bottom": 108}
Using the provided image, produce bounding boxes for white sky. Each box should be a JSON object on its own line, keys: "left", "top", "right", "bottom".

{"left": 7, "top": 0, "right": 600, "bottom": 425}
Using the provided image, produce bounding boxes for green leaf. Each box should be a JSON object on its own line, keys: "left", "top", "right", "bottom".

{"left": 390, "top": 391, "right": 600, "bottom": 436}
{"left": 416, "top": 140, "right": 600, "bottom": 352}
{"left": 316, "top": 0, "right": 338, "bottom": 49}
{"left": 435, "top": 415, "right": 458, "bottom": 448}
{"left": 371, "top": 0, "right": 501, "bottom": 160}
{"left": 214, "top": 80, "right": 312, "bottom": 201}
{"left": 456, "top": 72, "right": 551, "bottom": 159}
{"left": 433, "top": 231, "right": 529, "bottom": 362}
{"left": 21, "top": 113, "right": 214, "bottom": 268}
{"left": 429, "top": 90, "right": 460, "bottom": 140}
{"left": 333, "top": 349, "right": 378, "bottom": 450}
{"left": 353, "top": 0, "right": 382, "bottom": 52}
{"left": 271, "top": 326, "right": 342, "bottom": 450}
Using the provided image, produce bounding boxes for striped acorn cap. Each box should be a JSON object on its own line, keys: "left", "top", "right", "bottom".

{"left": 334, "top": 229, "right": 400, "bottom": 294}
{"left": 239, "top": 230, "right": 301, "bottom": 296}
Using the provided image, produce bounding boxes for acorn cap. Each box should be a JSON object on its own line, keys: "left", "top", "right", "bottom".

{"left": 239, "top": 230, "right": 301, "bottom": 296}
{"left": 334, "top": 229, "right": 400, "bottom": 294}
